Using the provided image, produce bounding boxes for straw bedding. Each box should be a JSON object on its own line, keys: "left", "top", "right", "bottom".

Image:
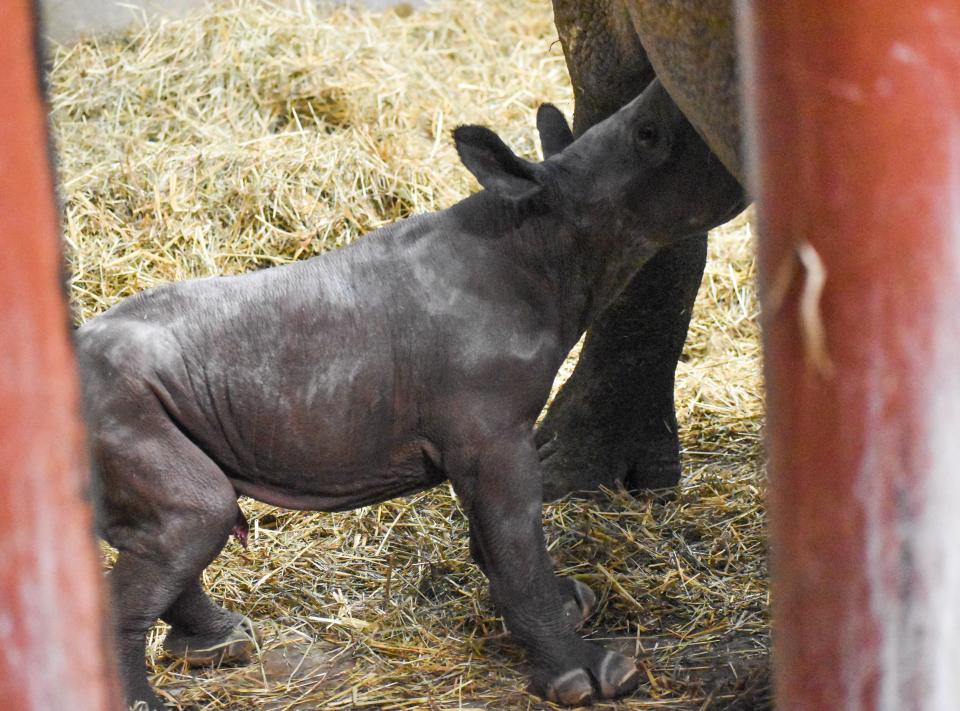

{"left": 49, "top": 1, "right": 769, "bottom": 708}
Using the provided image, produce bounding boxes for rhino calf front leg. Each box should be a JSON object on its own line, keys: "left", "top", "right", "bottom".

{"left": 455, "top": 438, "right": 639, "bottom": 705}
{"left": 469, "top": 528, "right": 596, "bottom": 628}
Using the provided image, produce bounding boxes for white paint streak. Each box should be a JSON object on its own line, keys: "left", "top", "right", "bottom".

{"left": 874, "top": 78, "right": 894, "bottom": 97}
{"left": 920, "top": 120, "right": 960, "bottom": 709}
{"left": 855, "top": 118, "right": 960, "bottom": 711}
{"left": 6, "top": 445, "right": 76, "bottom": 708}
{"left": 891, "top": 42, "right": 924, "bottom": 65}
{"left": 0, "top": 611, "right": 21, "bottom": 669}
{"left": 852, "top": 344, "right": 886, "bottom": 711}
{"left": 827, "top": 78, "right": 867, "bottom": 104}
{"left": 919, "top": 332, "right": 960, "bottom": 709}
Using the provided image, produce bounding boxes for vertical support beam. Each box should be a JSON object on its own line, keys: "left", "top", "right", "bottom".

{"left": 0, "top": 2, "right": 119, "bottom": 709}
{"left": 739, "top": 2, "right": 960, "bottom": 710}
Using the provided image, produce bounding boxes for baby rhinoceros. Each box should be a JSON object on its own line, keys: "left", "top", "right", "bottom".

{"left": 78, "top": 79, "right": 742, "bottom": 710}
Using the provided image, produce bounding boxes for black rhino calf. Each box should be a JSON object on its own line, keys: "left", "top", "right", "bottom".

{"left": 77, "top": 79, "right": 741, "bottom": 709}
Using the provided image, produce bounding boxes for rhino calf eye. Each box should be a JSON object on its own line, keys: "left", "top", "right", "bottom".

{"left": 638, "top": 123, "right": 659, "bottom": 148}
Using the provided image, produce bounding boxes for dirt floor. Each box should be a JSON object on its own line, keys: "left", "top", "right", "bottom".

{"left": 49, "top": 1, "right": 769, "bottom": 708}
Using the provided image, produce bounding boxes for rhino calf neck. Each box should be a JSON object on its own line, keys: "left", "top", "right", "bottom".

{"left": 78, "top": 79, "right": 741, "bottom": 710}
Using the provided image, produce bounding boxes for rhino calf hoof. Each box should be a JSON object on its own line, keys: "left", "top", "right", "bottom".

{"left": 545, "top": 668, "right": 594, "bottom": 706}
{"left": 595, "top": 649, "right": 641, "bottom": 698}
{"left": 560, "top": 578, "right": 597, "bottom": 628}
{"left": 163, "top": 616, "right": 260, "bottom": 667}
{"left": 544, "top": 650, "right": 640, "bottom": 706}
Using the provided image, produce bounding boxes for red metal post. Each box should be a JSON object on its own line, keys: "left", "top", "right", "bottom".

{"left": 739, "top": 2, "right": 960, "bottom": 709}
{"left": 0, "top": 2, "right": 120, "bottom": 708}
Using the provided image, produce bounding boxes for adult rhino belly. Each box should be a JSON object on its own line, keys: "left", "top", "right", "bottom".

{"left": 625, "top": 0, "right": 743, "bottom": 180}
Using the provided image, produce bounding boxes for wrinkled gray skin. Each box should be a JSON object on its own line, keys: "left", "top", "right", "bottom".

{"left": 538, "top": 0, "right": 743, "bottom": 498}
{"left": 78, "top": 81, "right": 741, "bottom": 710}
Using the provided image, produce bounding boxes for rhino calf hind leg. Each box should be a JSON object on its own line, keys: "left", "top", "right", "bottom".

{"left": 108, "top": 555, "right": 181, "bottom": 711}
{"left": 90, "top": 393, "right": 245, "bottom": 710}
{"left": 109, "top": 528, "right": 232, "bottom": 711}
{"left": 537, "top": 235, "right": 707, "bottom": 499}
{"left": 109, "top": 505, "right": 239, "bottom": 710}
{"left": 454, "top": 438, "right": 639, "bottom": 705}
{"left": 161, "top": 579, "right": 259, "bottom": 666}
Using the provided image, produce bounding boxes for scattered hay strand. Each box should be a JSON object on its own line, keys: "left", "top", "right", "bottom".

{"left": 49, "top": 1, "right": 768, "bottom": 708}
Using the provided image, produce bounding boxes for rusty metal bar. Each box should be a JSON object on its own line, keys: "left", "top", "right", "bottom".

{"left": 739, "top": 2, "right": 960, "bottom": 709}
{"left": 0, "top": 2, "right": 119, "bottom": 708}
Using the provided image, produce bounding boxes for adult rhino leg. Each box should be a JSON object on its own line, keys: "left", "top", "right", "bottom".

{"left": 551, "top": 0, "right": 655, "bottom": 135}
{"left": 538, "top": 237, "right": 707, "bottom": 499}
{"left": 544, "top": 0, "right": 709, "bottom": 498}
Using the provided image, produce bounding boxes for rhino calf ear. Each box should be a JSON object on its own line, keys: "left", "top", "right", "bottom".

{"left": 537, "top": 104, "right": 574, "bottom": 159}
{"left": 453, "top": 125, "right": 542, "bottom": 201}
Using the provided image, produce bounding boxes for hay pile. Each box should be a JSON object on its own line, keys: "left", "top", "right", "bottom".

{"left": 49, "top": 1, "right": 768, "bottom": 708}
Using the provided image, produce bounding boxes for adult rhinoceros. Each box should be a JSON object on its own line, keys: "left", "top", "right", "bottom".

{"left": 538, "top": 0, "right": 745, "bottom": 498}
